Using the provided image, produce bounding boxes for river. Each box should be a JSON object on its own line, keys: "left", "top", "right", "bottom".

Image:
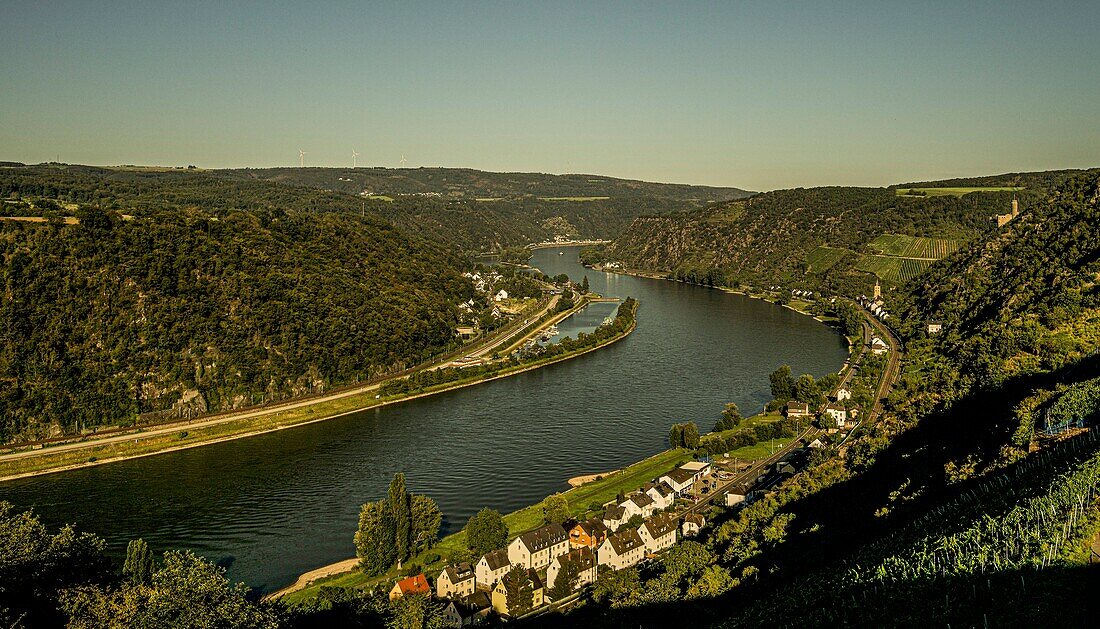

{"left": 0, "top": 246, "right": 848, "bottom": 593}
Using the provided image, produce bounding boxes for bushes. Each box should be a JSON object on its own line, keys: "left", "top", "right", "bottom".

{"left": 700, "top": 417, "right": 799, "bottom": 455}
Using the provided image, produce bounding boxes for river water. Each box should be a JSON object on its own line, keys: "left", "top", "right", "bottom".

{"left": 0, "top": 247, "right": 847, "bottom": 593}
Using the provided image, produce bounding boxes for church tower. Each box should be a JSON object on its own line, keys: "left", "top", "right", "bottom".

{"left": 873, "top": 279, "right": 881, "bottom": 300}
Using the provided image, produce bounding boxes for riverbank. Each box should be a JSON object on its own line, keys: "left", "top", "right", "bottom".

{"left": 274, "top": 445, "right": 692, "bottom": 603}
{"left": 591, "top": 264, "right": 846, "bottom": 330}
{"left": 0, "top": 299, "right": 638, "bottom": 483}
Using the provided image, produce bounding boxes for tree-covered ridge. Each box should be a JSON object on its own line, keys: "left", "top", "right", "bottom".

{"left": 214, "top": 167, "right": 751, "bottom": 252}
{"left": 2, "top": 164, "right": 750, "bottom": 253}
{"left": 602, "top": 170, "right": 1087, "bottom": 292}
{"left": 905, "top": 170, "right": 1100, "bottom": 383}
{"left": 214, "top": 166, "right": 750, "bottom": 203}
{"left": 0, "top": 195, "right": 472, "bottom": 443}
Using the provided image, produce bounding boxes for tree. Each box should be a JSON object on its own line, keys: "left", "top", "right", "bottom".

{"left": 714, "top": 403, "right": 742, "bottom": 432}
{"left": 502, "top": 566, "right": 534, "bottom": 617}
{"left": 389, "top": 473, "right": 412, "bottom": 564}
{"left": 410, "top": 494, "right": 442, "bottom": 556}
{"left": 580, "top": 275, "right": 590, "bottom": 293}
{"left": 541, "top": 493, "right": 569, "bottom": 525}
{"left": 387, "top": 592, "right": 446, "bottom": 629}
{"left": 62, "top": 550, "right": 281, "bottom": 629}
{"left": 668, "top": 424, "right": 684, "bottom": 448}
{"left": 0, "top": 502, "right": 112, "bottom": 627}
{"left": 123, "top": 538, "right": 154, "bottom": 585}
{"left": 547, "top": 555, "right": 580, "bottom": 601}
{"left": 795, "top": 374, "right": 825, "bottom": 408}
{"left": 661, "top": 540, "right": 715, "bottom": 582}
{"left": 681, "top": 422, "right": 700, "bottom": 449}
{"left": 769, "top": 365, "right": 795, "bottom": 403}
{"left": 466, "top": 508, "right": 509, "bottom": 555}
{"left": 355, "top": 500, "right": 396, "bottom": 576}
{"left": 591, "top": 567, "right": 641, "bottom": 607}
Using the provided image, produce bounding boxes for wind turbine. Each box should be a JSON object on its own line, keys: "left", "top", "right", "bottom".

{"left": 352, "top": 149, "right": 360, "bottom": 168}
{"left": 298, "top": 149, "right": 307, "bottom": 168}
{"left": 400, "top": 154, "right": 407, "bottom": 168}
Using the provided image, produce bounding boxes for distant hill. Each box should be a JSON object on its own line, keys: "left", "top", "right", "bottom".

{"left": 212, "top": 167, "right": 752, "bottom": 251}
{"left": 601, "top": 170, "right": 1087, "bottom": 293}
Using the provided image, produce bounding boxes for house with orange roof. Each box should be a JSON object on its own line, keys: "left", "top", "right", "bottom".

{"left": 389, "top": 573, "right": 430, "bottom": 601}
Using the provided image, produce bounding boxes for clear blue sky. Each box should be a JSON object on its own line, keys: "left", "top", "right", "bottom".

{"left": 2, "top": 1, "right": 1098, "bottom": 190}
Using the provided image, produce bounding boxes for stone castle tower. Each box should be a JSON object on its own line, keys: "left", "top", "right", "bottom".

{"left": 997, "top": 196, "right": 1020, "bottom": 228}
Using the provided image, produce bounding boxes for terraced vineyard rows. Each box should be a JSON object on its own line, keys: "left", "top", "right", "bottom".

{"left": 868, "top": 234, "right": 963, "bottom": 259}
{"left": 854, "top": 256, "right": 934, "bottom": 283}
{"left": 805, "top": 246, "right": 853, "bottom": 273}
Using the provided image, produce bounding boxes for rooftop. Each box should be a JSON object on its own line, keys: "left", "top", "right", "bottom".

{"left": 518, "top": 522, "right": 568, "bottom": 552}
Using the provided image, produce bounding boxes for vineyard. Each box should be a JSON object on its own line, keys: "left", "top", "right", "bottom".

{"left": 725, "top": 432, "right": 1100, "bottom": 628}
{"left": 804, "top": 246, "right": 853, "bottom": 273}
{"left": 854, "top": 255, "right": 934, "bottom": 283}
{"left": 867, "top": 234, "right": 964, "bottom": 259}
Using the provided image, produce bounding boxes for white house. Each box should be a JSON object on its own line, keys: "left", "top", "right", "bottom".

{"left": 725, "top": 483, "right": 752, "bottom": 507}
{"left": 545, "top": 547, "right": 597, "bottom": 597}
{"left": 927, "top": 321, "right": 943, "bottom": 335}
{"left": 638, "top": 515, "right": 677, "bottom": 554}
{"left": 597, "top": 528, "right": 645, "bottom": 570}
{"left": 437, "top": 562, "right": 476, "bottom": 599}
{"left": 870, "top": 336, "right": 889, "bottom": 355}
{"left": 602, "top": 505, "right": 629, "bottom": 532}
{"left": 475, "top": 549, "right": 511, "bottom": 589}
{"left": 681, "top": 514, "right": 705, "bottom": 537}
{"left": 645, "top": 482, "right": 676, "bottom": 510}
{"left": 785, "top": 401, "right": 811, "bottom": 418}
{"left": 824, "top": 402, "right": 847, "bottom": 427}
{"left": 623, "top": 492, "right": 657, "bottom": 518}
{"left": 658, "top": 467, "right": 697, "bottom": 497}
{"left": 493, "top": 289, "right": 509, "bottom": 302}
{"left": 507, "top": 523, "right": 570, "bottom": 570}
{"left": 834, "top": 387, "right": 852, "bottom": 401}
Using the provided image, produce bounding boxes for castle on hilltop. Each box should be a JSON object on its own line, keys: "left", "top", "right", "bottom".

{"left": 996, "top": 196, "right": 1020, "bottom": 227}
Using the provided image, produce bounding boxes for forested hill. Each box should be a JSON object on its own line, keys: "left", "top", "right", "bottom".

{"left": 212, "top": 167, "right": 752, "bottom": 251}
{"left": 214, "top": 167, "right": 749, "bottom": 202}
{"left": 1, "top": 164, "right": 751, "bottom": 252}
{"left": 601, "top": 170, "right": 1085, "bottom": 293}
{"left": 0, "top": 167, "right": 473, "bottom": 443}
{"left": 903, "top": 169, "right": 1100, "bottom": 383}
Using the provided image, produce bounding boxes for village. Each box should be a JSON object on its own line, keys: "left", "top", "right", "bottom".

{"left": 385, "top": 405, "right": 847, "bottom": 626}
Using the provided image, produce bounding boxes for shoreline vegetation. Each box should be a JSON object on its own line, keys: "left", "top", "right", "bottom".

{"left": 0, "top": 296, "right": 638, "bottom": 483}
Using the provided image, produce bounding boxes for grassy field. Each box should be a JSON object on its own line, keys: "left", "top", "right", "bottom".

{"left": 854, "top": 255, "right": 934, "bottom": 283}
{"left": 805, "top": 245, "right": 854, "bottom": 273}
{"left": 537, "top": 196, "right": 610, "bottom": 201}
{"left": 867, "top": 234, "right": 963, "bottom": 259}
{"left": 724, "top": 436, "right": 797, "bottom": 460}
{"left": 896, "top": 186, "right": 1023, "bottom": 197}
{"left": 281, "top": 447, "right": 693, "bottom": 604}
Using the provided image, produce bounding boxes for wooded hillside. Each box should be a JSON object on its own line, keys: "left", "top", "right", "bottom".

{"left": 0, "top": 168, "right": 472, "bottom": 443}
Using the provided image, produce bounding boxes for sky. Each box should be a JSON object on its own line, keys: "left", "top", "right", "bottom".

{"left": 1, "top": 1, "right": 1098, "bottom": 191}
